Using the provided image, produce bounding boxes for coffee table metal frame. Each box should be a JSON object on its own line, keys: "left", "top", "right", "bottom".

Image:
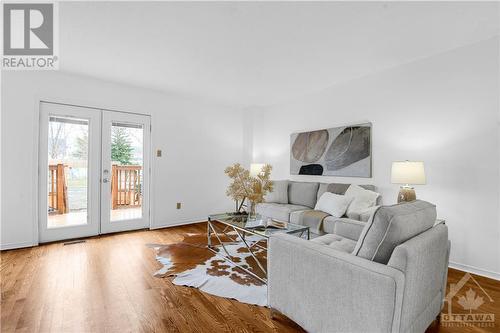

{"left": 207, "top": 214, "right": 310, "bottom": 284}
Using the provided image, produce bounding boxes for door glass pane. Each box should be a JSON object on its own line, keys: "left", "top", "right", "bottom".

{"left": 47, "top": 116, "right": 89, "bottom": 228}
{"left": 110, "top": 122, "right": 143, "bottom": 221}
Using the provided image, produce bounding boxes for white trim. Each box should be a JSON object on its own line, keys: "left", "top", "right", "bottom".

{"left": 1, "top": 241, "right": 36, "bottom": 251}
{"left": 150, "top": 218, "right": 207, "bottom": 230}
{"left": 449, "top": 261, "right": 500, "bottom": 281}
{"left": 149, "top": 119, "right": 154, "bottom": 230}
{"left": 33, "top": 99, "right": 41, "bottom": 247}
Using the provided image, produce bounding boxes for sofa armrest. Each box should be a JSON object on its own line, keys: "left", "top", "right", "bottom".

{"left": 269, "top": 233, "right": 405, "bottom": 333}
{"left": 387, "top": 224, "right": 449, "bottom": 332}
{"left": 333, "top": 218, "right": 366, "bottom": 241}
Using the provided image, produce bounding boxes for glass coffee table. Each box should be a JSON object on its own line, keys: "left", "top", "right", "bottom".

{"left": 207, "top": 213, "right": 310, "bottom": 284}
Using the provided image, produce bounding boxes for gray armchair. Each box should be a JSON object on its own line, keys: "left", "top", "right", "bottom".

{"left": 268, "top": 200, "right": 450, "bottom": 333}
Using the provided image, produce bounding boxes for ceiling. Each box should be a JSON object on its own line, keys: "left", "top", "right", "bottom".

{"left": 59, "top": 1, "right": 500, "bottom": 107}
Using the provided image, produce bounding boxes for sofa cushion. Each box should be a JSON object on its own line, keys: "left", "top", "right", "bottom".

{"left": 353, "top": 200, "right": 437, "bottom": 264}
{"left": 316, "top": 183, "right": 329, "bottom": 201}
{"left": 314, "top": 192, "right": 353, "bottom": 218}
{"left": 289, "top": 209, "right": 310, "bottom": 225}
{"left": 359, "top": 184, "right": 376, "bottom": 192}
{"left": 288, "top": 181, "right": 319, "bottom": 208}
{"left": 322, "top": 216, "right": 342, "bottom": 234}
{"left": 345, "top": 185, "right": 380, "bottom": 219}
{"left": 326, "top": 183, "right": 350, "bottom": 195}
{"left": 311, "top": 234, "right": 357, "bottom": 253}
{"left": 265, "top": 180, "right": 288, "bottom": 204}
{"left": 325, "top": 183, "right": 377, "bottom": 195}
{"left": 323, "top": 216, "right": 365, "bottom": 240}
{"left": 256, "top": 203, "right": 310, "bottom": 222}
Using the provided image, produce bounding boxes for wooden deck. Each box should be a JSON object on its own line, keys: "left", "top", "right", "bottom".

{"left": 1, "top": 223, "right": 499, "bottom": 333}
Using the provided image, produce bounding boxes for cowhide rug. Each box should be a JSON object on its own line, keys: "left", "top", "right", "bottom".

{"left": 148, "top": 231, "right": 268, "bottom": 306}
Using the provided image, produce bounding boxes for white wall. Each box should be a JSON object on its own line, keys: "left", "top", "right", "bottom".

{"left": 1, "top": 37, "right": 498, "bottom": 280}
{"left": 252, "top": 38, "right": 500, "bottom": 277}
{"left": 1, "top": 71, "right": 246, "bottom": 249}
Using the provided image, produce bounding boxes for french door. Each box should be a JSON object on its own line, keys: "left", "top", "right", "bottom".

{"left": 39, "top": 102, "right": 150, "bottom": 243}
{"left": 100, "top": 111, "right": 150, "bottom": 234}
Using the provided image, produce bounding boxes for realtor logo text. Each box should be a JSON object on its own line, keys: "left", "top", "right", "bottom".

{"left": 2, "top": 2, "right": 58, "bottom": 70}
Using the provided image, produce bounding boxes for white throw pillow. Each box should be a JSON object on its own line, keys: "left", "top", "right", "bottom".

{"left": 345, "top": 185, "right": 380, "bottom": 219}
{"left": 265, "top": 180, "right": 288, "bottom": 204}
{"left": 314, "top": 192, "right": 353, "bottom": 218}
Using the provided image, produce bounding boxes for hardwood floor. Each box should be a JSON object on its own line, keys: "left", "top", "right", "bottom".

{"left": 1, "top": 223, "right": 499, "bottom": 333}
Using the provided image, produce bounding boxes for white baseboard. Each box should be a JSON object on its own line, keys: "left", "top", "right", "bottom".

{"left": 449, "top": 261, "right": 500, "bottom": 281}
{"left": 1, "top": 241, "right": 36, "bottom": 251}
{"left": 150, "top": 217, "right": 206, "bottom": 230}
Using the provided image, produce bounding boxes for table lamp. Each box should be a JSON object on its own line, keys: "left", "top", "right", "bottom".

{"left": 391, "top": 161, "right": 426, "bottom": 203}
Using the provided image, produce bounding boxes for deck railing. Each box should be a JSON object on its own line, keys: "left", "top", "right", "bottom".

{"left": 48, "top": 164, "right": 68, "bottom": 214}
{"left": 111, "top": 165, "right": 142, "bottom": 209}
{"left": 49, "top": 164, "right": 142, "bottom": 213}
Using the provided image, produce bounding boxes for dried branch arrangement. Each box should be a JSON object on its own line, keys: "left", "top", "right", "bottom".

{"left": 225, "top": 163, "right": 273, "bottom": 213}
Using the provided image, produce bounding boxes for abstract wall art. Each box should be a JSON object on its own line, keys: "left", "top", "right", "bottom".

{"left": 290, "top": 123, "right": 372, "bottom": 177}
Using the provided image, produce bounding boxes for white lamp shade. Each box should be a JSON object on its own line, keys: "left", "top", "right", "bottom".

{"left": 391, "top": 161, "right": 426, "bottom": 185}
{"left": 250, "top": 163, "right": 265, "bottom": 177}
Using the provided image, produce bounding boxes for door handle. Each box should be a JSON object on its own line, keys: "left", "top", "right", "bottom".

{"left": 102, "top": 178, "right": 109, "bottom": 183}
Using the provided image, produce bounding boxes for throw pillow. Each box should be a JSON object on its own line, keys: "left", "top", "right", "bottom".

{"left": 288, "top": 181, "right": 319, "bottom": 208}
{"left": 345, "top": 184, "right": 380, "bottom": 219}
{"left": 314, "top": 192, "right": 353, "bottom": 218}
{"left": 265, "top": 180, "right": 288, "bottom": 204}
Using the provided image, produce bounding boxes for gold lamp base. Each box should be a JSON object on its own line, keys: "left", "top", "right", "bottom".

{"left": 397, "top": 186, "right": 416, "bottom": 203}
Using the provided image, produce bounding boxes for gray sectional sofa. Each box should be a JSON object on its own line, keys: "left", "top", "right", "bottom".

{"left": 268, "top": 200, "right": 450, "bottom": 333}
{"left": 257, "top": 180, "right": 379, "bottom": 237}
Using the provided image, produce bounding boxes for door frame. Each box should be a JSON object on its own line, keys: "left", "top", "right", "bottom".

{"left": 34, "top": 98, "right": 153, "bottom": 245}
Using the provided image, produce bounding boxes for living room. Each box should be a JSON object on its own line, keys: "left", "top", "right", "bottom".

{"left": 1, "top": 1, "right": 499, "bottom": 332}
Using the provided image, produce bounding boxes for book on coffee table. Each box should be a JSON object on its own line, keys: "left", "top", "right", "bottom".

{"left": 245, "top": 217, "right": 288, "bottom": 230}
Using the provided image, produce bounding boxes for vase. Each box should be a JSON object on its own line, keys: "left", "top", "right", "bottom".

{"left": 248, "top": 201, "right": 257, "bottom": 220}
